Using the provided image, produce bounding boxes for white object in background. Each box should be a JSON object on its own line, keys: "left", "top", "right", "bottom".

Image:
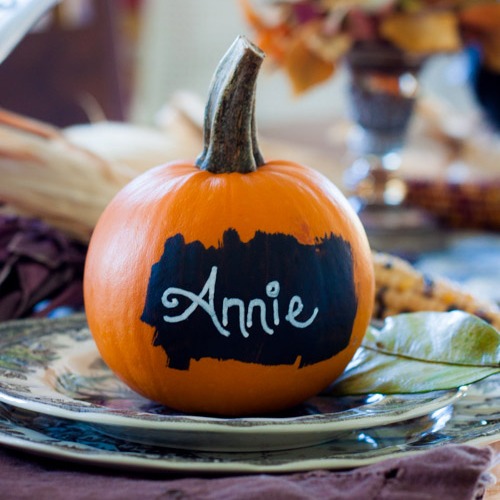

{"left": 0, "top": 0, "right": 59, "bottom": 64}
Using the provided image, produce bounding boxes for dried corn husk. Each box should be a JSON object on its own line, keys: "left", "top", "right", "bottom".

{"left": 0, "top": 105, "right": 204, "bottom": 243}
{"left": 0, "top": 110, "right": 133, "bottom": 242}
{"left": 64, "top": 120, "right": 200, "bottom": 174}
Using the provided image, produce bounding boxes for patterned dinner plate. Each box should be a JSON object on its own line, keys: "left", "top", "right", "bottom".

{"left": 0, "top": 315, "right": 465, "bottom": 452}
{"left": 0, "top": 377, "right": 499, "bottom": 473}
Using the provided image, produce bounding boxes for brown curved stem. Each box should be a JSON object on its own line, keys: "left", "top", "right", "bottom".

{"left": 196, "top": 36, "right": 265, "bottom": 173}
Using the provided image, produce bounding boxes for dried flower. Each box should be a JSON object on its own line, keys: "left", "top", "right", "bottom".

{"left": 0, "top": 214, "right": 86, "bottom": 320}
{"left": 242, "top": 0, "right": 500, "bottom": 92}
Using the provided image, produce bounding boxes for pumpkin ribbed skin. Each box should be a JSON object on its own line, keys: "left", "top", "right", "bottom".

{"left": 84, "top": 159, "right": 374, "bottom": 416}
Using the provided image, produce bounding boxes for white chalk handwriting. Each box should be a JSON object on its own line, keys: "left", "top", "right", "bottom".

{"left": 161, "top": 266, "right": 318, "bottom": 337}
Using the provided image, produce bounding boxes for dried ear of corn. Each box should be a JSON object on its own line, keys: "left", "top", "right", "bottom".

{"left": 372, "top": 251, "right": 500, "bottom": 330}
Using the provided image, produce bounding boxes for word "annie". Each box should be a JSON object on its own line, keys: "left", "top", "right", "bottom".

{"left": 161, "top": 266, "right": 318, "bottom": 337}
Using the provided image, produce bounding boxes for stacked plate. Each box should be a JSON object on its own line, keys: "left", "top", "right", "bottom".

{"left": 0, "top": 314, "right": 498, "bottom": 473}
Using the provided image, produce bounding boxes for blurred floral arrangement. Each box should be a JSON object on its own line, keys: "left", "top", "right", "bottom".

{"left": 242, "top": 0, "right": 500, "bottom": 93}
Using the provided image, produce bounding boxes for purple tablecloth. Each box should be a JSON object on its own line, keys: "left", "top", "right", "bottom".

{"left": 0, "top": 444, "right": 494, "bottom": 499}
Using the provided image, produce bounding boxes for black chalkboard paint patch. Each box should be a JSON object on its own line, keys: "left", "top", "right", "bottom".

{"left": 141, "top": 229, "right": 357, "bottom": 370}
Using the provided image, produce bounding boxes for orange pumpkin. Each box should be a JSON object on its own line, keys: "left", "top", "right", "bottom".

{"left": 84, "top": 37, "right": 374, "bottom": 416}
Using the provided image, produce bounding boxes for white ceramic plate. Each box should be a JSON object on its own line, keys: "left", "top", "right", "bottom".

{"left": 0, "top": 315, "right": 464, "bottom": 452}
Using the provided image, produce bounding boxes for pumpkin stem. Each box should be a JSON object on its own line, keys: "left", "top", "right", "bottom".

{"left": 196, "top": 36, "right": 265, "bottom": 173}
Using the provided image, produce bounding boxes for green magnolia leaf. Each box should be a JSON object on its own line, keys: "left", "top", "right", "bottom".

{"left": 329, "top": 311, "right": 500, "bottom": 395}
{"left": 366, "top": 311, "right": 500, "bottom": 367}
